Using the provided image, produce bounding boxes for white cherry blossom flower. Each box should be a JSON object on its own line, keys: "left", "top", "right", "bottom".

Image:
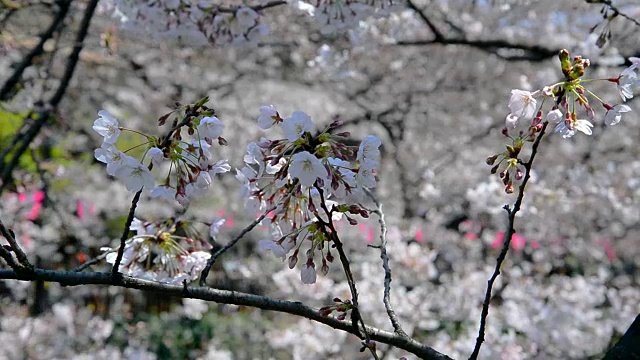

{"left": 555, "top": 118, "right": 593, "bottom": 138}
{"left": 356, "top": 158, "right": 378, "bottom": 188}
{"left": 300, "top": 262, "right": 317, "bottom": 284}
{"left": 289, "top": 151, "right": 328, "bottom": 187}
{"left": 546, "top": 109, "right": 563, "bottom": 123}
{"left": 209, "top": 218, "right": 225, "bottom": 238}
{"left": 198, "top": 116, "right": 223, "bottom": 139}
{"left": 257, "top": 105, "right": 279, "bottom": 129}
{"left": 259, "top": 239, "right": 287, "bottom": 259}
{"left": 147, "top": 147, "right": 164, "bottom": 167}
{"left": 505, "top": 113, "right": 519, "bottom": 128}
{"left": 282, "top": 111, "right": 314, "bottom": 142}
{"left": 618, "top": 61, "right": 639, "bottom": 101}
{"left": 150, "top": 185, "right": 177, "bottom": 202}
{"left": 93, "top": 110, "right": 121, "bottom": 144}
{"left": 357, "top": 135, "right": 382, "bottom": 162}
{"left": 115, "top": 157, "right": 156, "bottom": 192}
{"left": 195, "top": 171, "right": 212, "bottom": 190}
{"left": 94, "top": 143, "right": 130, "bottom": 176}
{"left": 604, "top": 104, "right": 632, "bottom": 126}
{"left": 209, "top": 159, "right": 231, "bottom": 176}
{"left": 508, "top": 89, "right": 537, "bottom": 120}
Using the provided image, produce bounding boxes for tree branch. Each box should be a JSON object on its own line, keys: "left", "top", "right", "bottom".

{"left": 0, "top": 217, "right": 33, "bottom": 269}
{"left": 0, "top": 268, "right": 453, "bottom": 360}
{"left": 469, "top": 121, "right": 549, "bottom": 360}
{"left": 364, "top": 188, "right": 408, "bottom": 338}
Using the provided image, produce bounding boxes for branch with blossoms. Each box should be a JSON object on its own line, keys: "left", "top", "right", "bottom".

{"left": 471, "top": 50, "right": 640, "bottom": 359}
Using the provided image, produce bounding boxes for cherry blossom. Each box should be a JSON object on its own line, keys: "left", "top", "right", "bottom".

{"left": 604, "top": 104, "right": 632, "bottom": 126}
{"left": 508, "top": 89, "right": 537, "bottom": 120}
{"left": 282, "top": 111, "right": 314, "bottom": 142}
{"left": 289, "top": 151, "right": 328, "bottom": 187}
{"left": 257, "top": 105, "right": 280, "bottom": 129}
{"left": 115, "top": 157, "right": 156, "bottom": 192}
{"left": 198, "top": 116, "right": 223, "bottom": 139}
{"left": 92, "top": 110, "right": 121, "bottom": 144}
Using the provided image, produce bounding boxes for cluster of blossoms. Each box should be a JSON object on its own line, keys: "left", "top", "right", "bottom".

{"left": 93, "top": 101, "right": 230, "bottom": 206}
{"left": 487, "top": 50, "right": 639, "bottom": 193}
{"left": 239, "top": 105, "right": 381, "bottom": 283}
{"left": 104, "top": 0, "right": 268, "bottom": 46}
{"left": 293, "top": 0, "right": 405, "bottom": 34}
{"left": 105, "top": 218, "right": 217, "bottom": 283}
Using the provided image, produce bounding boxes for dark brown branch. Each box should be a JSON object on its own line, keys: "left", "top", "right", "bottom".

{"left": 364, "top": 188, "right": 408, "bottom": 338}
{"left": 603, "top": 312, "right": 640, "bottom": 360}
{"left": 0, "top": 268, "right": 453, "bottom": 360}
{"left": 0, "top": 0, "right": 72, "bottom": 101}
{"left": 217, "top": 0, "right": 287, "bottom": 13}
{"left": 395, "top": 38, "right": 558, "bottom": 61}
{"left": 587, "top": 0, "right": 640, "bottom": 27}
{"left": 111, "top": 190, "right": 142, "bottom": 277}
{"left": 469, "top": 121, "right": 549, "bottom": 360}
{"left": 0, "top": 217, "right": 33, "bottom": 269}
{"left": 406, "top": 0, "right": 444, "bottom": 41}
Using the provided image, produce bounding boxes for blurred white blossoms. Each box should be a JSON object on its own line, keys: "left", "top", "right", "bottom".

{"left": 242, "top": 105, "right": 381, "bottom": 283}
{"left": 92, "top": 103, "right": 230, "bottom": 205}
{"left": 105, "top": 218, "right": 213, "bottom": 284}
{"left": 102, "top": 0, "right": 270, "bottom": 46}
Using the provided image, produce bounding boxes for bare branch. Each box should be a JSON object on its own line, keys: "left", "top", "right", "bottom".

{"left": 401, "top": 1, "right": 558, "bottom": 61}
{"left": 73, "top": 251, "right": 112, "bottom": 272}
{"left": 469, "top": 121, "right": 550, "bottom": 360}
{"left": 0, "top": 218, "right": 33, "bottom": 269}
{"left": 111, "top": 190, "right": 142, "bottom": 277}
{"left": 217, "top": 1, "right": 287, "bottom": 13}
{"left": 364, "top": 188, "right": 408, "bottom": 338}
{"left": 0, "top": 268, "right": 453, "bottom": 360}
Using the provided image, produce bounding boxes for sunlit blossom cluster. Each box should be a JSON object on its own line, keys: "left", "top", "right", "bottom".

{"left": 240, "top": 105, "right": 381, "bottom": 283}
{"left": 93, "top": 106, "right": 230, "bottom": 206}
{"left": 488, "top": 51, "right": 639, "bottom": 193}
{"left": 104, "top": 0, "right": 268, "bottom": 46}
{"left": 104, "top": 218, "right": 213, "bottom": 283}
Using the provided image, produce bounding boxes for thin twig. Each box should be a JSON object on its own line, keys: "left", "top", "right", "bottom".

{"left": 364, "top": 188, "right": 409, "bottom": 338}
{"left": 316, "top": 188, "right": 378, "bottom": 359}
{"left": 0, "top": 268, "right": 453, "bottom": 360}
{"left": 469, "top": 121, "right": 549, "bottom": 360}
{"left": 217, "top": 0, "right": 286, "bottom": 13}
{"left": 0, "top": 218, "right": 33, "bottom": 269}
{"left": 73, "top": 251, "right": 113, "bottom": 272}
{"left": 111, "top": 190, "right": 142, "bottom": 278}
{"left": 199, "top": 205, "right": 276, "bottom": 286}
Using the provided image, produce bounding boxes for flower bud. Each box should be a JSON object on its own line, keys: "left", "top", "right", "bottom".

{"left": 321, "top": 263, "right": 329, "bottom": 276}
{"left": 486, "top": 155, "right": 498, "bottom": 165}
{"left": 288, "top": 254, "right": 298, "bottom": 269}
